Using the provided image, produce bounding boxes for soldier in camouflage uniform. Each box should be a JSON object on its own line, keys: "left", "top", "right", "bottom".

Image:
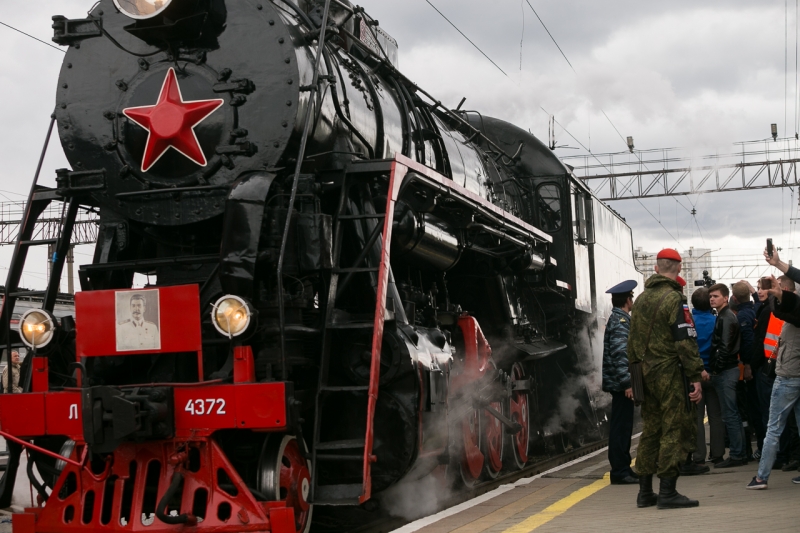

{"left": 628, "top": 249, "right": 705, "bottom": 509}
{"left": 602, "top": 279, "right": 638, "bottom": 484}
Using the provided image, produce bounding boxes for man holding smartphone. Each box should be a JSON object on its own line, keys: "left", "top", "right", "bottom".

{"left": 754, "top": 276, "right": 799, "bottom": 470}
{"left": 764, "top": 241, "right": 800, "bottom": 285}
{"left": 747, "top": 274, "right": 800, "bottom": 488}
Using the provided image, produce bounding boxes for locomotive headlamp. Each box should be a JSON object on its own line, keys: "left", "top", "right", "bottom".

{"left": 19, "top": 309, "right": 57, "bottom": 349}
{"left": 113, "top": 0, "right": 175, "bottom": 20}
{"left": 211, "top": 295, "right": 251, "bottom": 338}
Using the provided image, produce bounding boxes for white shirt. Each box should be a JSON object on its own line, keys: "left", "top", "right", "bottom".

{"left": 116, "top": 319, "right": 160, "bottom": 351}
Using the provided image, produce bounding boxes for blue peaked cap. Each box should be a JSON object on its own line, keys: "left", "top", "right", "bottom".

{"left": 605, "top": 280, "right": 638, "bottom": 294}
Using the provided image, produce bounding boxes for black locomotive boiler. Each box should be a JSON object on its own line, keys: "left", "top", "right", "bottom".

{"left": 0, "top": 1, "right": 642, "bottom": 532}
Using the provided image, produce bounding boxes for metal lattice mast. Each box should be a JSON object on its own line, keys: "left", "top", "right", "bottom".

{"left": 567, "top": 137, "right": 800, "bottom": 201}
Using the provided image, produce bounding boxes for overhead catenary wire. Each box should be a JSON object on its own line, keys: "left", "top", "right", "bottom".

{"left": 515, "top": 3, "right": 699, "bottom": 246}
{"left": 423, "top": 0, "right": 510, "bottom": 78}
{"left": 542, "top": 107, "right": 684, "bottom": 248}
{"left": 524, "top": 0, "right": 575, "bottom": 73}
{"left": 519, "top": 0, "right": 525, "bottom": 75}
{"left": 0, "top": 21, "right": 65, "bottom": 53}
{"left": 599, "top": 108, "right": 712, "bottom": 241}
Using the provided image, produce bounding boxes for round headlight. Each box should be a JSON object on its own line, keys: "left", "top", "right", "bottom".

{"left": 113, "top": 0, "right": 174, "bottom": 20}
{"left": 19, "top": 309, "right": 56, "bottom": 349}
{"left": 211, "top": 295, "right": 251, "bottom": 338}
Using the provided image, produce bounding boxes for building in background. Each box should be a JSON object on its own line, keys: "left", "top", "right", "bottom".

{"left": 634, "top": 246, "right": 712, "bottom": 303}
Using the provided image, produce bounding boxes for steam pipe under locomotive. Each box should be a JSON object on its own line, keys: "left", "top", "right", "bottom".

{"left": 0, "top": 1, "right": 642, "bottom": 532}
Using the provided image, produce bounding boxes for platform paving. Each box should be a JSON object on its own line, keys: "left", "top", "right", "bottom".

{"left": 398, "top": 431, "right": 800, "bottom": 533}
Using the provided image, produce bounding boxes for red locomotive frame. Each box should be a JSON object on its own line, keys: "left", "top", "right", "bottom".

{"left": 0, "top": 285, "right": 300, "bottom": 533}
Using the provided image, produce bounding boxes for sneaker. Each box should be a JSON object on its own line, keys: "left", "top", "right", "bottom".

{"left": 710, "top": 456, "right": 724, "bottom": 465}
{"left": 752, "top": 450, "right": 761, "bottom": 461}
{"left": 792, "top": 476, "right": 800, "bottom": 484}
{"left": 747, "top": 477, "right": 768, "bottom": 490}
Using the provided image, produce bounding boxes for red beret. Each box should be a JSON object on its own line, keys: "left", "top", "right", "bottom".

{"left": 657, "top": 248, "right": 682, "bottom": 262}
{"left": 676, "top": 276, "right": 687, "bottom": 287}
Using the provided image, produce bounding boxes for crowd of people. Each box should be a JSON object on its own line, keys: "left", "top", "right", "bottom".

{"left": 601, "top": 245, "right": 800, "bottom": 509}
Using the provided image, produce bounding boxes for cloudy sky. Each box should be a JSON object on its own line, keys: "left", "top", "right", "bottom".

{"left": 0, "top": 0, "right": 797, "bottom": 287}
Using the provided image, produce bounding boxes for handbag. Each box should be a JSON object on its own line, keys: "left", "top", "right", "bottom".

{"left": 629, "top": 290, "right": 673, "bottom": 406}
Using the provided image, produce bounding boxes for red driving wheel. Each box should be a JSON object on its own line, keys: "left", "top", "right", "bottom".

{"left": 258, "top": 435, "right": 313, "bottom": 533}
{"left": 483, "top": 401, "right": 504, "bottom": 477}
{"left": 506, "top": 362, "right": 530, "bottom": 469}
{"left": 460, "top": 408, "right": 484, "bottom": 487}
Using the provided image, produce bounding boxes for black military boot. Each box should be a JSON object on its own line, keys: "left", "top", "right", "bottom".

{"left": 657, "top": 477, "right": 699, "bottom": 509}
{"left": 636, "top": 474, "right": 657, "bottom": 508}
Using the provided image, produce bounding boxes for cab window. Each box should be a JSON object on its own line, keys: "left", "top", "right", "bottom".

{"left": 536, "top": 183, "right": 561, "bottom": 231}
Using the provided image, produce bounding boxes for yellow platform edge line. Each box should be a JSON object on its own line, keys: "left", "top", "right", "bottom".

{"left": 500, "top": 474, "right": 611, "bottom": 533}
{"left": 449, "top": 479, "right": 578, "bottom": 533}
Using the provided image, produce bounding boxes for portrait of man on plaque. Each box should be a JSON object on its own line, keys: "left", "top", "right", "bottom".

{"left": 115, "top": 290, "right": 161, "bottom": 352}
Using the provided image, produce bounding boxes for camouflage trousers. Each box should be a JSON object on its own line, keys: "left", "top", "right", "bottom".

{"left": 635, "top": 364, "right": 696, "bottom": 478}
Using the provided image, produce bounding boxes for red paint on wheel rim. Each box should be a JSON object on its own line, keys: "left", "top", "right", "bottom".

{"left": 462, "top": 409, "right": 484, "bottom": 481}
{"left": 279, "top": 439, "right": 312, "bottom": 531}
{"left": 509, "top": 363, "right": 530, "bottom": 464}
{"left": 484, "top": 401, "right": 504, "bottom": 473}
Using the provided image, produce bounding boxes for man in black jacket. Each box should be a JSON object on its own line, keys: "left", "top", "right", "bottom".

{"left": 708, "top": 283, "right": 747, "bottom": 468}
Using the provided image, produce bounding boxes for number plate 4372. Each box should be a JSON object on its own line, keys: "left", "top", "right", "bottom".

{"left": 184, "top": 398, "right": 226, "bottom": 416}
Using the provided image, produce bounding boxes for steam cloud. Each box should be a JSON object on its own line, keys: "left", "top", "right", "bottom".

{"left": 543, "top": 316, "right": 610, "bottom": 434}
{"left": 379, "top": 471, "right": 450, "bottom": 521}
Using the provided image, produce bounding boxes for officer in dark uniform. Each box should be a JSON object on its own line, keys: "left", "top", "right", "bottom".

{"left": 628, "top": 248, "right": 705, "bottom": 509}
{"left": 602, "top": 279, "right": 639, "bottom": 484}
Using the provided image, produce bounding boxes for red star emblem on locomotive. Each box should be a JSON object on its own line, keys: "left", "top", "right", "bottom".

{"left": 123, "top": 68, "right": 224, "bottom": 172}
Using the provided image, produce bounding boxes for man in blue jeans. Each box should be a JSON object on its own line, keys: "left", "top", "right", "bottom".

{"left": 747, "top": 274, "right": 800, "bottom": 488}
{"left": 708, "top": 283, "right": 746, "bottom": 468}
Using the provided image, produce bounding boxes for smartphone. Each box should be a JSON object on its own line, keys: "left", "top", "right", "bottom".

{"left": 767, "top": 238, "right": 774, "bottom": 258}
{"left": 761, "top": 277, "right": 772, "bottom": 290}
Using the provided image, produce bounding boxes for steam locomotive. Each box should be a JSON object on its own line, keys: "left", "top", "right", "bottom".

{"left": 0, "top": 1, "right": 642, "bottom": 532}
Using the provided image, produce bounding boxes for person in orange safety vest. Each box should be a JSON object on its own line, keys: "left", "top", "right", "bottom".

{"left": 753, "top": 276, "right": 793, "bottom": 466}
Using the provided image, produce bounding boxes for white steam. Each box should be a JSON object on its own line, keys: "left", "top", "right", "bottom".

{"left": 379, "top": 470, "right": 451, "bottom": 521}
{"left": 543, "top": 316, "right": 610, "bottom": 434}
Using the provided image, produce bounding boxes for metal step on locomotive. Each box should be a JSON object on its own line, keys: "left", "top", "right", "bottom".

{"left": 0, "top": 1, "right": 642, "bottom": 532}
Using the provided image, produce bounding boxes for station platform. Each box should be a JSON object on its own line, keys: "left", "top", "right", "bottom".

{"left": 393, "top": 433, "right": 800, "bottom": 533}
